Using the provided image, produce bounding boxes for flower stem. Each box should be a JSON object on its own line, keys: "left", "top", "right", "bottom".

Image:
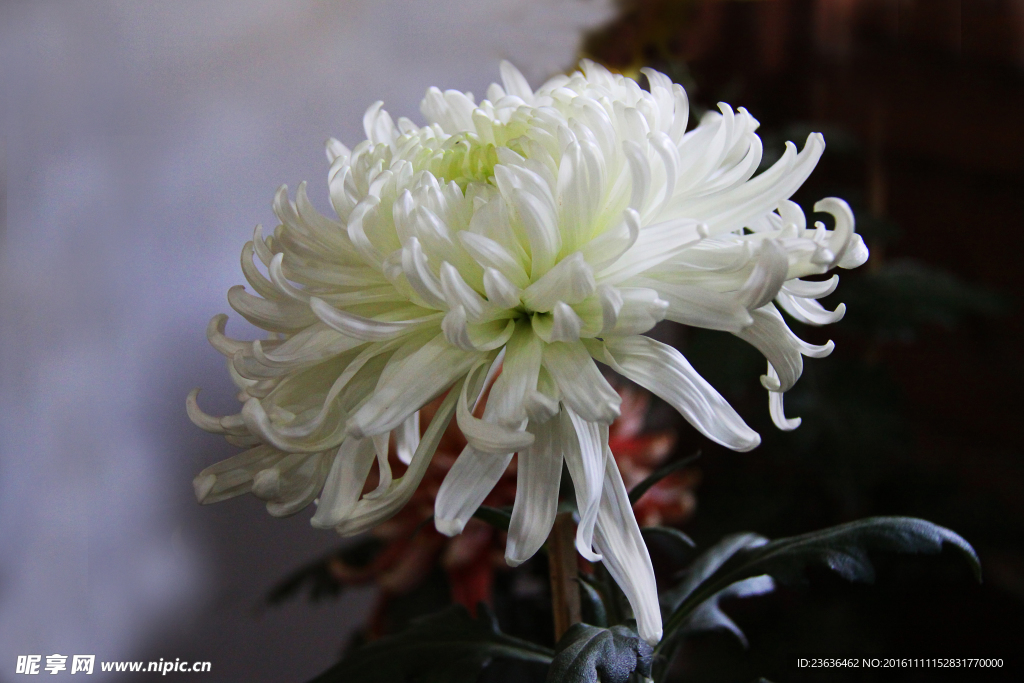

{"left": 547, "top": 511, "right": 581, "bottom": 642}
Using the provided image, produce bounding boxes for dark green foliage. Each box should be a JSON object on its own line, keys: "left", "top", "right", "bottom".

{"left": 307, "top": 604, "right": 553, "bottom": 683}
{"left": 546, "top": 624, "right": 653, "bottom": 683}
{"left": 660, "top": 517, "right": 980, "bottom": 649}
{"left": 659, "top": 533, "right": 772, "bottom": 649}
{"left": 576, "top": 577, "right": 609, "bottom": 628}
{"left": 641, "top": 526, "right": 695, "bottom": 554}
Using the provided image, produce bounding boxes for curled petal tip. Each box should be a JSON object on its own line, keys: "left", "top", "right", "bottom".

{"left": 193, "top": 474, "right": 216, "bottom": 503}
{"left": 252, "top": 468, "right": 281, "bottom": 500}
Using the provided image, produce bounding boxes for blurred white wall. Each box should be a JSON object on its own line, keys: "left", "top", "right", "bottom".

{"left": 0, "top": 1, "right": 612, "bottom": 680}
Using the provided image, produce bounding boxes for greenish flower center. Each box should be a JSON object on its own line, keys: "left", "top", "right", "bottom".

{"left": 426, "top": 132, "right": 499, "bottom": 190}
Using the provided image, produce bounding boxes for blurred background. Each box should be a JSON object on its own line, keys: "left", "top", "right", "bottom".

{"left": 1, "top": 1, "right": 1022, "bottom": 681}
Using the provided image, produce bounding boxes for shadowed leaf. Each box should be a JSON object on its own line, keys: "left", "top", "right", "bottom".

{"left": 659, "top": 517, "right": 980, "bottom": 649}
{"left": 547, "top": 624, "right": 653, "bottom": 683}
{"left": 576, "top": 577, "right": 609, "bottom": 628}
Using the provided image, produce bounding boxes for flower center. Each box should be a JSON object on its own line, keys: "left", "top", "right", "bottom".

{"left": 426, "top": 132, "right": 499, "bottom": 190}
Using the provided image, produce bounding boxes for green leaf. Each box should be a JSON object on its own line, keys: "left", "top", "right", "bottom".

{"left": 576, "top": 576, "right": 609, "bottom": 628}
{"left": 306, "top": 604, "right": 553, "bottom": 683}
{"left": 546, "top": 624, "right": 653, "bottom": 683}
{"left": 659, "top": 517, "right": 980, "bottom": 650}
{"left": 659, "top": 533, "right": 772, "bottom": 649}
{"left": 472, "top": 505, "right": 512, "bottom": 531}
{"left": 628, "top": 450, "right": 700, "bottom": 506}
{"left": 641, "top": 526, "right": 695, "bottom": 552}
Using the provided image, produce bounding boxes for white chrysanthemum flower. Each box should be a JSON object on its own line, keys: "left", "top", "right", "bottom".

{"left": 189, "top": 61, "right": 867, "bottom": 644}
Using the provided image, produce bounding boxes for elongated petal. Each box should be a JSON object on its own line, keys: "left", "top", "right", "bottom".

{"left": 394, "top": 411, "right": 420, "bottom": 465}
{"left": 333, "top": 375, "right": 463, "bottom": 536}
{"left": 228, "top": 286, "right": 318, "bottom": 333}
{"left": 505, "top": 417, "right": 563, "bottom": 566}
{"left": 596, "top": 336, "right": 760, "bottom": 451}
{"left": 776, "top": 289, "right": 846, "bottom": 325}
{"left": 456, "top": 358, "right": 535, "bottom": 453}
{"left": 635, "top": 278, "right": 754, "bottom": 333}
{"left": 435, "top": 447, "right": 514, "bottom": 536}
{"left": 543, "top": 342, "right": 621, "bottom": 423}
{"left": 309, "top": 439, "right": 375, "bottom": 527}
{"left": 520, "top": 252, "right": 596, "bottom": 312}
{"left": 594, "top": 449, "right": 663, "bottom": 644}
{"left": 485, "top": 322, "right": 542, "bottom": 423}
{"left": 193, "top": 445, "right": 281, "bottom": 504}
{"left": 766, "top": 364, "right": 801, "bottom": 431}
{"left": 735, "top": 304, "right": 803, "bottom": 393}
{"left": 561, "top": 408, "right": 607, "bottom": 562}
{"left": 347, "top": 334, "right": 482, "bottom": 437}
{"left": 310, "top": 297, "right": 440, "bottom": 341}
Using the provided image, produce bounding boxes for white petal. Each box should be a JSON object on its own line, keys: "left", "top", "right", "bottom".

{"left": 333, "top": 373, "right": 463, "bottom": 536}
{"left": 394, "top": 411, "right": 421, "bottom": 465}
{"left": 561, "top": 408, "right": 607, "bottom": 562}
{"left": 440, "top": 261, "right": 491, "bottom": 321}
{"left": 623, "top": 139, "right": 652, "bottom": 213}
{"left": 259, "top": 452, "right": 334, "bottom": 518}
{"left": 347, "top": 334, "right": 482, "bottom": 438}
{"left": 434, "top": 446, "right": 514, "bottom": 536}
{"left": 482, "top": 267, "right": 523, "bottom": 308}
{"left": 583, "top": 209, "right": 640, "bottom": 271}
{"left": 543, "top": 342, "right": 621, "bottom": 423}
{"left": 737, "top": 239, "right": 790, "bottom": 310}
{"left": 443, "top": 306, "right": 516, "bottom": 352}
{"left": 363, "top": 101, "right": 396, "bottom": 146}
{"left": 782, "top": 275, "right": 838, "bottom": 299}
{"left": 766, "top": 364, "right": 801, "bottom": 431}
{"left": 593, "top": 449, "right": 663, "bottom": 644}
{"left": 736, "top": 304, "right": 803, "bottom": 393}
{"left": 228, "top": 285, "right": 318, "bottom": 333}
{"left": 510, "top": 185, "right": 561, "bottom": 278}
{"left": 814, "top": 197, "right": 863, "bottom": 268}
{"left": 500, "top": 60, "right": 534, "bottom": 102}
{"left": 401, "top": 236, "right": 447, "bottom": 310}
{"left": 484, "top": 323, "right": 542, "bottom": 423}
{"left": 520, "top": 252, "right": 596, "bottom": 312}
{"left": 206, "top": 314, "right": 250, "bottom": 358}
{"left": 635, "top": 278, "right": 754, "bottom": 333}
{"left": 309, "top": 297, "right": 440, "bottom": 341}
{"left": 456, "top": 359, "right": 535, "bottom": 453}
{"left": 531, "top": 302, "right": 584, "bottom": 344}
{"left": 600, "top": 287, "right": 668, "bottom": 336}
{"left": 458, "top": 232, "right": 530, "bottom": 289}
{"left": 193, "top": 445, "right": 281, "bottom": 504}
{"left": 776, "top": 290, "right": 846, "bottom": 325}
{"left": 596, "top": 336, "right": 760, "bottom": 451}
{"left": 506, "top": 417, "right": 563, "bottom": 566}
{"left": 309, "top": 439, "right": 377, "bottom": 528}
{"left": 325, "top": 137, "right": 350, "bottom": 165}
{"left": 362, "top": 432, "right": 393, "bottom": 500}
